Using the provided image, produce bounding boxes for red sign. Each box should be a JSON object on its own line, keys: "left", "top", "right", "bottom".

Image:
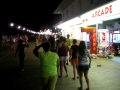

{"left": 81, "top": 27, "right": 97, "bottom": 54}
{"left": 90, "top": 32, "right": 97, "bottom": 54}
{"left": 92, "top": 5, "right": 112, "bottom": 18}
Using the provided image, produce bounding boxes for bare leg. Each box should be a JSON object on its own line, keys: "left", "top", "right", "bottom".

{"left": 76, "top": 65, "right": 79, "bottom": 78}
{"left": 72, "top": 64, "right": 76, "bottom": 79}
{"left": 66, "top": 52, "right": 69, "bottom": 65}
{"left": 84, "top": 70, "right": 89, "bottom": 90}
{"left": 59, "top": 61, "right": 63, "bottom": 78}
{"left": 63, "top": 60, "right": 68, "bottom": 77}
{"left": 79, "top": 71, "right": 83, "bottom": 90}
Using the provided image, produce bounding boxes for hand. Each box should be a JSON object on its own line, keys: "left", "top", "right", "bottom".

{"left": 69, "top": 56, "right": 72, "bottom": 59}
{"left": 69, "top": 56, "right": 72, "bottom": 62}
{"left": 69, "top": 59, "right": 71, "bottom": 62}
{"left": 89, "top": 63, "right": 91, "bottom": 68}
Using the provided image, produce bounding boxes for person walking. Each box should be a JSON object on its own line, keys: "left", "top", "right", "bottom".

{"left": 65, "top": 34, "right": 72, "bottom": 65}
{"left": 57, "top": 37, "right": 69, "bottom": 78}
{"left": 70, "top": 39, "right": 79, "bottom": 80}
{"left": 15, "top": 38, "right": 26, "bottom": 71}
{"left": 48, "top": 36, "right": 57, "bottom": 52}
{"left": 33, "top": 42, "right": 59, "bottom": 90}
{"left": 77, "top": 41, "right": 91, "bottom": 90}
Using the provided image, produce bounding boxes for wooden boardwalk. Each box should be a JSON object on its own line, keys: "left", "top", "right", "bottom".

{"left": 0, "top": 43, "right": 120, "bottom": 90}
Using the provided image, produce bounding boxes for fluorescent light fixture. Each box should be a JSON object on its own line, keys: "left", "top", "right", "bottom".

{"left": 57, "top": 17, "right": 82, "bottom": 29}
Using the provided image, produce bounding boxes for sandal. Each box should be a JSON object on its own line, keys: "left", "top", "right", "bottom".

{"left": 78, "top": 87, "right": 82, "bottom": 90}
{"left": 72, "top": 77, "right": 76, "bottom": 80}
{"left": 86, "top": 88, "right": 89, "bottom": 90}
{"left": 58, "top": 75, "right": 62, "bottom": 78}
{"left": 65, "top": 74, "right": 68, "bottom": 77}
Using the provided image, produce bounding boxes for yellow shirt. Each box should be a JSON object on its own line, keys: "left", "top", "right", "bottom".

{"left": 65, "top": 38, "right": 72, "bottom": 49}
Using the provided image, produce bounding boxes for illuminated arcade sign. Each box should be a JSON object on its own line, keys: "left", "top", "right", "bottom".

{"left": 92, "top": 5, "right": 112, "bottom": 18}
{"left": 81, "top": 0, "right": 120, "bottom": 24}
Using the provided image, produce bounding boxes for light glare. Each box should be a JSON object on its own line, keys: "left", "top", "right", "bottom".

{"left": 10, "top": 23, "right": 14, "bottom": 27}
{"left": 17, "top": 26, "right": 21, "bottom": 29}
{"left": 23, "top": 28, "right": 26, "bottom": 30}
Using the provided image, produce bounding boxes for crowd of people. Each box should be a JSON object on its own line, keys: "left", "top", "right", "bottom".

{"left": 0, "top": 34, "right": 92, "bottom": 90}
{"left": 33, "top": 34, "right": 91, "bottom": 90}
{"left": 1, "top": 34, "right": 29, "bottom": 49}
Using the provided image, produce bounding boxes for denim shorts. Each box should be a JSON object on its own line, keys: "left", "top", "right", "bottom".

{"left": 78, "top": 64, "right": 90, "bottom": 71}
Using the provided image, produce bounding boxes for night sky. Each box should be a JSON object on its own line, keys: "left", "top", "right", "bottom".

{"left": 0, "top": 0, "right": 62, "bottom": 34}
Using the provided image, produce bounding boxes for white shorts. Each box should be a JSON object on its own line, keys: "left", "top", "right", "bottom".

{"left": 59, "top": 56, "right": 68, "bottom": 61}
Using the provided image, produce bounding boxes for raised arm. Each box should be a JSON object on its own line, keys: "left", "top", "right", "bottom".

{"left": 33, "top": 44, "right": 43, "bottom": 57}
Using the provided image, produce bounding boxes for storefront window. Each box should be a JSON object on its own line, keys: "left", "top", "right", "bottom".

{"left": 110, "top": 30, "right": 120, "bottom": 43}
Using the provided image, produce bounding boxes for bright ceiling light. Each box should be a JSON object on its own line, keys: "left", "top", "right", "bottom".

{"left": 27, "top": 29, "right": 29, "bottom": 32}
{"left": 23, "top": 28, "right": 26, "bottom": 30}
{"left": 10, "top": 23, "right": 14, "bottom": 27}
{"left": 17, "top": 25, "right": 21, "bottom": 29}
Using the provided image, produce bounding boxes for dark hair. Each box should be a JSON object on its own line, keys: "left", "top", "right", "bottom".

{"left": 73, "top": 39, "right": 77, "bottom": 44}
{"left": 18, "top": 39, "right": 23, "bottom": 44}
{"left": 48, "top": 36, "right": 56, "bottom": 52}
{"left": 59, "top": 36, "right": 66, "bottom": 43}
{"left": 42, "top": 42, "right": 50, "bottom": 52}
{"left": 67, "top": 34, "right": 70, "bottom": 38}
{"left": 48, "top": 36, "right": 55, "bottom": 46}
{"left": 78, "top": 41, "right": 86, "bottom": 56}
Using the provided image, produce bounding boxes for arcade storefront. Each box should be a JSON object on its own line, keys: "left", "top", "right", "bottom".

{"left": 79, "top": 0, "right": 120, "bottom": 55}
{"left": 56, "top": 0, "right": 120, "bottom": 55}
{"left": 103, "top": 19, "right": 120, "bottom": 55}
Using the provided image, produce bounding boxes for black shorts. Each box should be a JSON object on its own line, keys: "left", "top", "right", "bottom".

{"left": 78, "top": 64, "right": 90, "bottom": 71}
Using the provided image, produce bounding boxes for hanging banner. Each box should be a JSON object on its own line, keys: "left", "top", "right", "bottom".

{"left": 81, "top": 27, "right": 97, "bottom": 54}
